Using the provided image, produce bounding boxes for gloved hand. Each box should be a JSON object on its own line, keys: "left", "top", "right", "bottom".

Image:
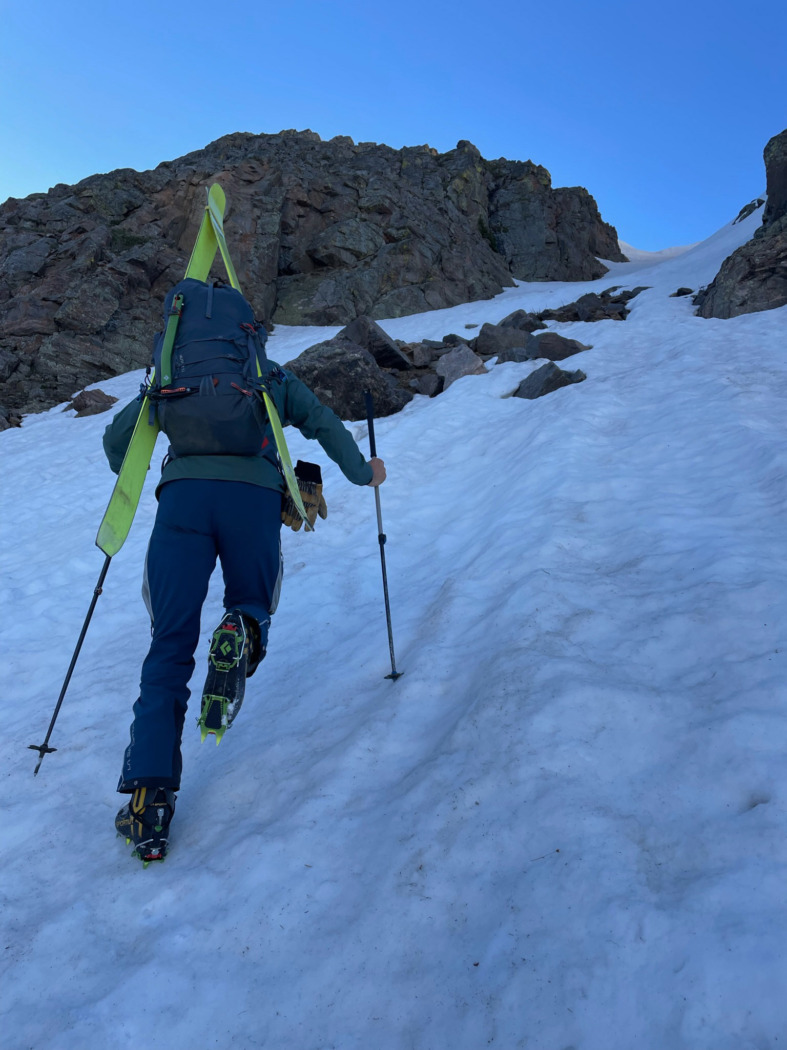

{"left": 281, "top": 460, "right": 328, "bottom": 531}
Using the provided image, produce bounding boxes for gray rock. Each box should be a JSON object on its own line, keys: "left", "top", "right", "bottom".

{"left": 669, "top": 287, "right": 694, "bottom": 297}
{"left": 335, "top": 315, "right": 413, "bottom": 370}
{"left": 410, "top": 343, "right": 439, "bottom": 368}
{"left": 497, "top": 309, "right": 547, "bottom": 333}
{"left": 284, "top": 339, "right": 412, "bottom": 420}
{"left": 64, "top": 388, "right": 119, "bottom": 416}
{"left": 522, "top": 331, "right": 592, "bottom": 361}
{"left": 513, "top": 362, "right": 586, "bottom": 400}
{"left": 434, "top": 346, "right": 486, "bottom": 389}
{"left": 733, "top": 199, "right": 765, "bottom": 224}
{"left": 474, "top": 322, "right": 529, "bottom": 357}
{"left": 411, "top": 373, "right": 441, "bottom": 397}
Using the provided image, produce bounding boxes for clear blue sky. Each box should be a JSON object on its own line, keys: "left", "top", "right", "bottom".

{"left": 1, "top": 0, "right": 785, "bottom": 250}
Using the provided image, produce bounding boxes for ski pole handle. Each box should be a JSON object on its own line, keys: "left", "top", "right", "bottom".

{"left": 364, "top": 391, "right": 379, "bottom": 458}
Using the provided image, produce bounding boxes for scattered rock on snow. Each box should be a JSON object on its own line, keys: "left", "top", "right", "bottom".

{"left": 512, "top": 362, "right": 586, "bottom": 400}
{"left": 538, "top": 286, "right": 648, "bottom": 323}
{"left": 473, "top": 322, "right": 529, "bottom": 357}
{"left": 497, "top": 309, "right": 547, "bottom": 334}
{"left": 64, "top": 388, "right": 119, "bottom": 416}
{"left": 434, "top": 346, "right": 486, "bottom": 389}
{"left": 521, "top": 331, "right": 592, "bottom": 361}
{"left": 334, "top": 315, "right": 414, "bottom": 370}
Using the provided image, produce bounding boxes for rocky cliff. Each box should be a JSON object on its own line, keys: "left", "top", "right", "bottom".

{"left": 696, "top": 129, "right": 787, "bottom": 319}
{"left": 0, "top": 130, "right": 623, "bottom": 418}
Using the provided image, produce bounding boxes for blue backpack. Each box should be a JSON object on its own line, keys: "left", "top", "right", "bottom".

{"left": 147, "top": 278, "right": 280, "bottom": 459}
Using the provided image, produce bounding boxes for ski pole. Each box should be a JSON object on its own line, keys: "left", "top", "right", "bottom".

{"left": 29, "top": 553, "right": 112, "bottom": 775}
{"left": 364, "top": 391, "right": 403, "bottom": 681}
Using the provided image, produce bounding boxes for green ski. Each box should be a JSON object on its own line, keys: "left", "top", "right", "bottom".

{"left": 205, "top": 198, "right": 311, "bottom": 528}
{"left": 95, "top": 187, "right": 225, "bottom": 556}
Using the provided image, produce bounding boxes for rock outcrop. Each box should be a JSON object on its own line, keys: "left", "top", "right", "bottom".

{"left": 0, "top": 130, "right": 623, "bottom": 418}
{"left": 696, "top": 129, "right": 787, "bottom": 318}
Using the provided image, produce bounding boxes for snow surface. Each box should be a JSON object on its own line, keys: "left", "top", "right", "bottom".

{"left": 2, "top": 204, "right": 786, "bottom": 1049}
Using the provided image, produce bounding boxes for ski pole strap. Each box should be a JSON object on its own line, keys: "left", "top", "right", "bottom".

{"left": 159, "top": 294, "right": 184, "bottom": 387}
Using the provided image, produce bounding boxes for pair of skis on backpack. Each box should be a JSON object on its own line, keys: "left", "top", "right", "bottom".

{"left": 96, "top": 183, "right": 310, "bottom": 560}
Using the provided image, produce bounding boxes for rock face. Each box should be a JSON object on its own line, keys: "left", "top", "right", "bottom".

{"left": 696, "top": 129, "right": 787, "bottom": 318}
{"left": 0, "top": 129, "right": 623, "bottom": 417}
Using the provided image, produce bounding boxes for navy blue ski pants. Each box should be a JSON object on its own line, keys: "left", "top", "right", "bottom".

{"left": 118, "top": 479, "right": 282, "bottom": 792}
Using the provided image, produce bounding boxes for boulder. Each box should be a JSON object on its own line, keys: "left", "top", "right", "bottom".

{"left": 474, "top": 322, "right": 529, "bottom": 357}
{"left": 334, "top": 315, "right": 414, "bottom": 370}
{"left": 670, "top": 287, "right": 694, "bottom": 297}
{"left": 522, "top": 332, "right": 592, "bottom": 361}
{"left": 64, "top": 388, "right": 119, "bottom": 416}
{"left": 434, "top": 346, "right": 486, "bottom": 389}
{"left": 497, "top": 309, "right": 547, "bottom": 334}
{"left": 513, "top": 362, "right": 586, "bottom": 400}
{"left": 284, "top": 339, "right": 412, "bottom": 420}
{"left": 409, "top": 373, "right": 441, "bottom": 397}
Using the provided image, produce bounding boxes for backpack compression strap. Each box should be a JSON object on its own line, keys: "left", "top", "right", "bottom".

{"left": 159, "top": 294, "right": 185, "bottom": 388}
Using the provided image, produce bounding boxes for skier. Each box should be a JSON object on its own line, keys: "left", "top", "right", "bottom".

{"left": 103, "top": 308, "right": 386, "bottom": 864}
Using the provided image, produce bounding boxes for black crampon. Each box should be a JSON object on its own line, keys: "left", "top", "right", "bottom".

{"left": 115, "top": 786, "right": 176, "bottom": 866}
{"left": 198, "top": 609, "right": 259, "bottom": 744}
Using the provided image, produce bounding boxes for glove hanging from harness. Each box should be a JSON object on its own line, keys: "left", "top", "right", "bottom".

{"left": 282, "top": 460, "right": 327, "bottom": 531}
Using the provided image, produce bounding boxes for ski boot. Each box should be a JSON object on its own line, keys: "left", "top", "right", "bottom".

{"left": 198, "top": 609, "right": 261, "bottom": 744}
{"left": 115, "top": 786, "right": 176, "bottom": 866}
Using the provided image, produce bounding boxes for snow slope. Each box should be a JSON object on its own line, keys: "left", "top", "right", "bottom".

{"left": 2, "top": 204, "right": 786, "bottom": 1050}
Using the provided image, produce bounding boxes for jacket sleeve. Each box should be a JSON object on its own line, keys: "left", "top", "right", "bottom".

{"left": 102, "top": 399, "right": 144, "bottom": 474}
{"left": 280, "top": 370, "right": 373, "bottom": 486}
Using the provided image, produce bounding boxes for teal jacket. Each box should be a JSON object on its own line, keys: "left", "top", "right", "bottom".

{"left": 103, "top": 363, "right": 373, "bottom": 494}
